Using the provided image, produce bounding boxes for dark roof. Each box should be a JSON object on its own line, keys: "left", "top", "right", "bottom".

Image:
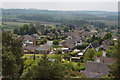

{"left": 84, "top": 61, "right": 110, "bottom": 78}
{"left": 62, "top": 37, "right": 83, "bottom": 49}
{"left": 100, "top": 44, "right": 110, "bottom": 50}
{"left": 102, "top": 39, "right": 114, "bottom": 46}
{"left": 91, "top": 42, "right": 100, "bottom": 48}
{"left": 83, "top": 42, "right": 99, "bottom": 53}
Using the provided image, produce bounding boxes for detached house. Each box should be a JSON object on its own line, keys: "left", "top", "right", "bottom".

{"left": 62, "top": 37, "right": 85, "bottom": 50}
{"left": 84, "top": 56, "right": 115, "bottom": 78}
{"left": 31, "top": 34, "right": 41, "bottom": 40}
{"left": 100, "top": 39, "right": 114, "bottom": 51}
{"left": 23, "top": 45, "right": 39, "bottom": 53}
{"left": 23, "top": 35, "right": 36, "bottom": 46}
{"left": 84, "top": 42, "right": 100, "bottom": 53}
{"left": 35, "top": 44, "right": 52, "bottom": 54}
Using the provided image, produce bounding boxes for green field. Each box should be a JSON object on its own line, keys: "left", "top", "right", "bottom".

{"left": 2, "top": 21, "right": 29, "bottom": 31}
{"left": 89, "top": 20, "right": 118, "bottom": 26}
{"left": 4, "top": 21, "right": 29, "bottom": 26}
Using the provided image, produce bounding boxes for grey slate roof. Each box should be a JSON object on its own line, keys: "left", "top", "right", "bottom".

{"left": 84, "top": 56, "right": 115, "bottom": 78}
{"left": 62, "top": 37, "right": 82, "bottom": 49}
{"left": 84, "top": 61, "right": 110, "bottom": 78}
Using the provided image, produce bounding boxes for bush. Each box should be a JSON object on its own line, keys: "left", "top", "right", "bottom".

{"left": 53, "top": 40, "right": 59, "bottom": 45}
{"left": 55, "top": 49, "right": 62, "bottom": 54}
{"left": 40, "top": 38, "right": 47, "bottom": 44}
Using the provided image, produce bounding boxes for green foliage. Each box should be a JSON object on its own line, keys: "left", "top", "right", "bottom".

{"left": 21, "top": 55, "right": 67, "bottom": 79}
{"left": 63, "top": 26, "right": 70, "bottom": 32}
{"left": 40, "top": 38, "right": 47, "bottom": 44}
{"left": 106, "top": 46, "right": 116, "bottom": 58}
{"left": 53, "top": 40, "right": 59, "bottom": 45}
{"left": 2, "top": 32, "right": 23, "bottom": 78}
{"left": 110, "top": 41, "right": 120, "bottom": 78}
{"left": 84, "top": 48, "right": 96, "bottom": 61}
{"left": 103, "top": 32, "right": 112, "bottom": 40}
{"left": 24, "top": 59, "right": 35, "bottom": 70}
{"left": 43, "top": 29, "right": 50, "bottom": 35}
{"left": 95, "top": 50, "right": 102, "bottom": 56}
{"left": 76, "top": 43, "right": 89, "bottom": 50}
{"left": 13, "top": 28, "right": 19, "bottom": 34}
{"left": 14, "top": 24, "right": 37, "bottom": 35}
{"left": 87, "top": 35, "right": 99, "bottom": 43}
{"left": 55, "top": 49, "right": 62, "bottom": 54}
{"left": 2, "top": 52, "right": 18, "bottom": 77}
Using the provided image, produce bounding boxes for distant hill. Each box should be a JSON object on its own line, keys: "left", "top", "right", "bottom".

{"left": 2, "top": 9, "right": 118, "bottom": 26}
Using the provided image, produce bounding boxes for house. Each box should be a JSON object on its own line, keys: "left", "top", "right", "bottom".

{"left": 23, "top": 45, "right": 39, "bottom": 53}
{"left": 100, "top": 39, "right": 114, "bottom": 51}
{"left": 112, "top": 35, "right": 118, "bottom": 41}
{"left": 62, "top": 37, "right": 85, "bottom": 50}
{"left": 84, "top": 56, "right": 115, "bottom": 78}
{"left": 17, "top": 35, "right": 36, "bottom": 46}
{"left": 97, "top": 32, "right": 106, "bottom": 38}
{"left": 102, "top": 39, "right": 114, "bottom": 46}
{"left": 35, "top": 44, "right": 52, "bottom": 54}
{"left": 31, "top": 34, "right": 41, "bottom": 40}
{"left": 94, "top": 56, "right": 115, "bottom": 65}
{"left": 64, "top": 30, "right": 83, "bottom": 38}
{"left": 83, "top": 42, "right": 100, "bottom": 53}
{"left": 82, "top": 31, "right": 94, "bottom": 38}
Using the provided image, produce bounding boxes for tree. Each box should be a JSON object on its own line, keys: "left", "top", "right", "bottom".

{"left": 84, "top": 48, "right": 96, "bottom": 61}
{"left": 53, "top": 40, "right": 59, "bottom": 45}
{"left": 110, "top": 41, "right": 120, "bottom": 78}
{"left": 43, "top": 29, "right": 49, "bottom": 35}
{"left": 2, "top": 52, "right": 18, "bottom": 77}
{"left": 76, "top": 43, "right": 89, "bottom": 50}
{"left": 2, "top": 32, "right": 23, "bottom": 78}
{"left": 13, "top": 28, "right": 19, "bottom": 34}
{"left": 21, "top": 55, "right": 67, "bottom": 79}
{"left": 40, "top": 38, "right": 47, "bottom": 44}
{"left": 30, "top": 26, "right": 37, "bottom": 34}
{"left": 63, "top": 26, "right": 69, "bottom": 32}
{"left": 55, "top": 49, "right": 62, "bottom": 54}
{"left": 103, "top": 32, "right": 112, "bottom": 40}
{"left": 16, "top": 24, "right": 37, "bottom": 35}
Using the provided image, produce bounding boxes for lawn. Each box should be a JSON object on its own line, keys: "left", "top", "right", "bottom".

{"left": 23, "top": 54, "right": 43, "bottom": 58}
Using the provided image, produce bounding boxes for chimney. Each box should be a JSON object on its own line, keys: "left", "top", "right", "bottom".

{"left": 102, "top": 50, "right": 106, "bottom": 57}
{"left": 96, "top": 56, "right": 101, "bottom": 63}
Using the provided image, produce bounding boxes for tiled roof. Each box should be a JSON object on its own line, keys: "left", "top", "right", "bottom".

{"left": 84, "top": 61, "right": 110, "bottom": 78}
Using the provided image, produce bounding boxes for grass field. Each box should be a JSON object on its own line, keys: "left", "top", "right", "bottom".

{"left": 16, "top": 19, "right": 61, "bottom": 26}
{"left": 4, "top": 21, "right": 29, "bottom": 26}
{"left": 3, "top": 21, "right": 29, "bottom": 31}
{"left": 89, "top": 20, "right": 118, "bottom": 26}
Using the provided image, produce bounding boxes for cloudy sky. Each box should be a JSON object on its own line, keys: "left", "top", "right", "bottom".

{"left": 1, "top": 0, "right": 119, "bottom": 12}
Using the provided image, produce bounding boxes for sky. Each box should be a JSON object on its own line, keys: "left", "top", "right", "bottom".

{"left": 1, "top": 0, "right": 119, "bottom": 12}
